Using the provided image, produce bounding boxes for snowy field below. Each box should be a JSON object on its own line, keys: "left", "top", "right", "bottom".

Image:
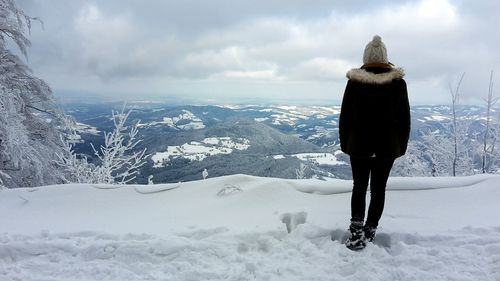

{"left": 1, "top": 174, "right": 500, "bottom": 280}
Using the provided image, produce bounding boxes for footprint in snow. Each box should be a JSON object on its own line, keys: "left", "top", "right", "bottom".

{"left": 281, "top": 212, "right": 307, "bottom": 233}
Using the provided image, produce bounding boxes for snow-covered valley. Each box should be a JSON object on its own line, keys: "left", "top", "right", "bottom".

{"left": 1, "top": 175, "right": 499, "bottom": 280}
{"left": 63, "top": 103, "right": 500, "bottom": 184}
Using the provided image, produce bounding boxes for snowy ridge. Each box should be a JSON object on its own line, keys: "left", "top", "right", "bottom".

{"left": 294, "top": 174, "right": 494, "bottom": 194}
{"left": 1, "top": 174, "right": 500, "bottom": 280}
{"left": 91, "top": 183, "right": 182, "bottom": 193}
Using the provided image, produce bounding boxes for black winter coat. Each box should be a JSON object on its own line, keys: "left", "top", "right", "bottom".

{"left": 339, "top": 67, "right": 410, "bottom": 159}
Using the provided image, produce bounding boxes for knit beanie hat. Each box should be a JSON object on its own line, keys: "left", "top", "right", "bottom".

{"left": 363, "top": 35, "right": 389, "bottom": 65}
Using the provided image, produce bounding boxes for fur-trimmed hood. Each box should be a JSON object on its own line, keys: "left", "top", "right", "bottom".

{"left": 346, "top": 67, "right": 405, "bottom": 84}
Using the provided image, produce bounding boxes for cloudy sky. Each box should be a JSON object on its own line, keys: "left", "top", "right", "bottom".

{"left": 15, "top": 0, "right": 500, "bottom": 104}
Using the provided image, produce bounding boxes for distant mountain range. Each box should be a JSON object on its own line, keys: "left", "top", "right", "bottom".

{"left": 64, "top": 102, "right": 496, "bottom": 183}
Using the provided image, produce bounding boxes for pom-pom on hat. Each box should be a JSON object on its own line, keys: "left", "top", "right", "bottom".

{"left": 363, "top": 35, "right": 389, "bottom": 65}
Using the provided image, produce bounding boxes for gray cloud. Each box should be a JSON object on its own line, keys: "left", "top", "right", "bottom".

{"left": 15, "top": 0, "right": 500, "bottom": 104}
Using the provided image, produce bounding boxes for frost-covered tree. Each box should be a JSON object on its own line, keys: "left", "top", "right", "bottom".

{"left": 295, "top": 163, "right": 307, "bottom": 179}
{"left": 417, "top": 73, "right": 475, "bottom": 177}
{"left": 481, "top": 70, "right": 498, "bottom": 173}
{"left": 0, "top": 0, "right": 66, "bottom": 187}
{"left": 391, "top": 141, "right": 430, "bottom": 177}
{"left": 491, "top": 110, "right": 500, "bottom": 173}
{"left": 57, "top": 107, "right": 149, "bottom": 184}
{"left": 419, "top": 119, "right": 475, "bottom": 177}
{"left": 449, "top": 73, "right": 466, "bottom": 176}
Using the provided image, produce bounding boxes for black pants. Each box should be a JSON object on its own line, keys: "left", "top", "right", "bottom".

{"left": 350, "top": 156, "right": 395, "bottom": 228}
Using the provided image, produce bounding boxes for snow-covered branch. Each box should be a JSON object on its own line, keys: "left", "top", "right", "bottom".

{"left": 57, "top": 107, "right": 149, "bottom": 184}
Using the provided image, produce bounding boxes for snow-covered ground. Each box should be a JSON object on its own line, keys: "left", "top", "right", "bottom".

{"left": 1, "top": 174, "right": 499, "bottom": 280}
{"left": 137, "top": 110, "right": 205, "bottom": 130}
{"left": 152, "top": 137, "right": 250, "bottom": 167}
{"left": 293, "top": 153, "right": 346, "bottom": 166}
{"left": 248, "top": 105, "right": 341, "bottom": 126}
{"left": 74, "top": 122, "right": 100, "bottom": 136}
{"left": 272, "top": 152, "right": 347, "bottom": 166}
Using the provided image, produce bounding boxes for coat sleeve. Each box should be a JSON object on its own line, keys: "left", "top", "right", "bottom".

{"left": 339, "top": 80, "right": 353, "bottom": 154}
{"left": 398, "top": 79, "right": 411, "bottom": 156}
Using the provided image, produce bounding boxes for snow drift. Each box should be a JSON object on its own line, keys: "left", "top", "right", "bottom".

{"left": 1, "top": 174, "right": 499, "bottom": 280}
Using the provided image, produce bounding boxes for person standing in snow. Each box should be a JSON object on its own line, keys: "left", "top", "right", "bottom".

{"left": 339, "top": 35, "right": 411, "bottom": 250}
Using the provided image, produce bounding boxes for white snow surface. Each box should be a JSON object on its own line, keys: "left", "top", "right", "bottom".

{"left": 137, "top": 110, "right": 205, "bottom": 130}
{"left": 292, "top": 153, "right": 347, "bottom": 166}
{"left": 74, "top": 122, "right": 100, "bottom": 136}
{"left": 1, "top": 174, "right": 500, "bottom": 280}
{"left": 254, "top": 117, "right": 269, "bottom": 122}
{"left": 271, "top": 153, "right": 346, "bottom": 166}
{"left": 151, "top": 137, "right": 250, "bottom": 167}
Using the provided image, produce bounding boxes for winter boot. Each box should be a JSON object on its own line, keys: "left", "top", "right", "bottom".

{"left": 363, "top": 225, "right": 377, "bottom": 242}
{"left": 345, "top": 221, "right": 366, "bottom": 251}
